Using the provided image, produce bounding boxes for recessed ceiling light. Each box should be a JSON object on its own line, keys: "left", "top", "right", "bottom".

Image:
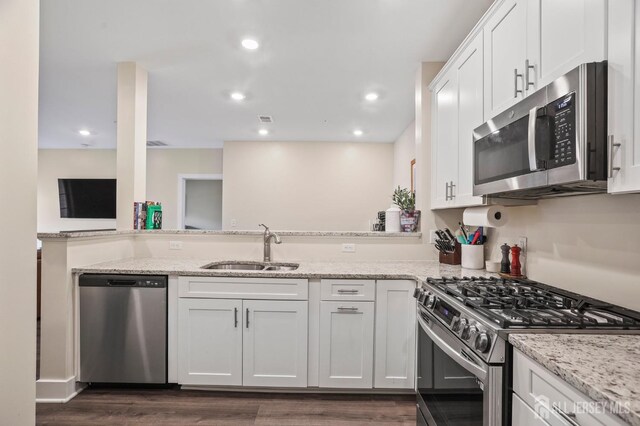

{"left": 353, "top": 129, "right": 364, "bottom": 137}
{"left": 258, "top": 129, "right": 269, "bottom": 136}
{"left": 230, "top": 92, "right": 246, "bottom": 101}
{"left": 365, "top": 92, "right": 379, "bottom": 102}
{"left": 241, "top": 39, "right": 260, "bottom": 50}
{"left": 78, "top": 129, "right": 91, "bottom": 136}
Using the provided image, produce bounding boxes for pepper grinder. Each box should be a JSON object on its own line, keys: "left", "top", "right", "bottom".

{"left": 500, "top": 243, "right": 511, "bottom": 274}
{"left": 511, "top": 244, "right": 522, "bottom": 277}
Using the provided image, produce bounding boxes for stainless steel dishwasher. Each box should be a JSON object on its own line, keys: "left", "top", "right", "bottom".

{"left": 79, "top": 274, "right": 167, "bottom": 384}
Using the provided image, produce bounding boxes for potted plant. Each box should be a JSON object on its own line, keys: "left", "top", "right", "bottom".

{"left": 392, "top": 186, "right": 420, "bottom": 232}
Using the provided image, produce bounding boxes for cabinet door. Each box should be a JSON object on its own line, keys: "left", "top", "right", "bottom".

{"left": 484, "top": 0, "right": 528, "bottom": 118}
{"left": 609, "top": 0, "right": 640, "bottom": 193}
{"left": 431, "top": 70, "right": 458, "bottom": 210}
{"left": 318, "top": 301, "right": 374, "bottom": 388}
{"left": 177, "top": 298, "right": 242, "bottom": 386}
{"left": 243, "top": 300, "right": 308, "bottom": 387}
{"left": 454, "top": 32, "right": 485, "bottom": 208}
{"left": 374, "top": 280, "right": 416, "bottom": 389}
{"left": 528, "top": 0, "right": 606, "bottom": 91}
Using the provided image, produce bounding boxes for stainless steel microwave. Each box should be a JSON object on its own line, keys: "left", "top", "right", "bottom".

{"left": 473, "top": 62, "right": 608, "bottom": 199}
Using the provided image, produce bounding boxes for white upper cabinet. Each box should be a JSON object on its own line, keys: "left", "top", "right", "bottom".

{"left": 455, "top": 32, "right": 485, "bottom": 207}
{"left": 528, "top": 0, "right": 606, "bottom": 91}
{"left": 483, "top": 0, "right": 528, "bottom": 118}
{"left": 608, "top": 0, "right": 640, "bottom": 193}
{"left": 431, "top": 70, "right": 458, "bottom": 209}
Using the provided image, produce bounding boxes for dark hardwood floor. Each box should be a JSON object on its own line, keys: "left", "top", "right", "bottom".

{"left": 36, "top": 387, "right": 417, "bottom": 425}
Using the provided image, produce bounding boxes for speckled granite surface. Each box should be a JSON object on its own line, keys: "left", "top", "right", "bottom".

{"left": 38, "top": 229, "right": 421, "bottom": 239}
{"left": 73, "top": 258, "right": 491, "bottom": 280}
{"left": 510, "top": 334, "right": 640, "bottom": 426}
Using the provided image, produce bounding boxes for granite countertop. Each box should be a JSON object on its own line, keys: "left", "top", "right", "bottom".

{"left": 509, "top": 334, "right": 640, "bottom": 426}
{"left": 73, "top": 258, "right": 490, "bottom": 280}
{"left": 39, "top": 229, "right": 421, "bottom": 239}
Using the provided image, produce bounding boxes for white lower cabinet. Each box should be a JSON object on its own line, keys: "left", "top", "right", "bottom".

{"left": 512, "top": 349, "right": 627, "bottom": 426}
{"left": 318, "top": 301, "right": 374, "bottom": 388}
{"left": 177, "top": 278, "right": 308, "bottom": 388}
{"left": 374, "top": 280, "right": 416, "bottom": 389}
{"left": 178, "top": 298, "right": 243, "bottom": 386}
{"left": 243, "top": 299, "right": 308, "bottom": 387}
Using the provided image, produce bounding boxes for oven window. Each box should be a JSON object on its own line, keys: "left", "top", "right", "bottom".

{"left": 418, "top": 325, "right": 484, "bottom": 425}
{"left": 474, "top": 115, "right": 531, "bottom": 185}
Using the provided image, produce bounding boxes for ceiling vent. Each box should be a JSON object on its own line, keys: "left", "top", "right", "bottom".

{"left": 258, "top": 115, "right": 273, "bottom": 123}
{"left": 146, "top": 140, "right": 168, "bottom": 147}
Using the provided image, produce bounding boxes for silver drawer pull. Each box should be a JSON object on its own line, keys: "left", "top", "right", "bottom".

{"left": 337, "top": 289, "right": 359, "bottom": 294}
{"left": 552, "top": 405, "right": 580, "bottom": 426}
{"left": 337, "top": 306, "right": 359, "bottom": 312}
{"left": 608, "top": 135, "right": 621, "bottom": 178}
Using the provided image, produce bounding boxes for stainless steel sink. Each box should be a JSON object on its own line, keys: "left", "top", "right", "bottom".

{"left": 202, "top": 261, "right": 299, "bottom": 271}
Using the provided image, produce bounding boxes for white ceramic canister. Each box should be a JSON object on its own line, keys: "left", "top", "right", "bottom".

{"left": 385, "top": 205, "right": 401, "bottom": 233}
{"left": 461, "top": 244, "right": 485, "bottom": 269}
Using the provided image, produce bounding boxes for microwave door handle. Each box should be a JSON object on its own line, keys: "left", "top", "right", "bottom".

{"left": 528, "top": 106, "right": 540, "bottom": 171}
{"left": 417, "top": 315, "right": 488, "bottom": 382}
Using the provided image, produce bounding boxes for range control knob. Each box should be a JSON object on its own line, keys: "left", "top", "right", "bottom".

{"left": 456, "top": 318, "right": 468, "bottom": 334}
{"left": 451, "top": 316, "right": 461, "bottom": 332}
{"left": 412, "top": 288, "right": 422, "bottom": 299}
{"left": 425, "top": 294, "right": 436, "bottom": 308}
{"left": 462, "top": 325, "right": 477, "bottom": 341}
{"left": 475, "top": 332, "right": 491, "bottom": 353}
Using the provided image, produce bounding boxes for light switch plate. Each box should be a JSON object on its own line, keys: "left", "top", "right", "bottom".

{"left": 342, "top": 243, "right": 356, "bottom": 253}
{"left": 169, "top": 241, "right": 183, "bottom": 250}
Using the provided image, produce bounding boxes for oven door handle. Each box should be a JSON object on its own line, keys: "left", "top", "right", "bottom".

{"left": 418, "top": 315, "right": 488, "bottom": 382}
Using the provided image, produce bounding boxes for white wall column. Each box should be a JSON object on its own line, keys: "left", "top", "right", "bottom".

{"left": 116, "top": 62, "right": 148, "bottom": 230}
{"left": 0, "top": 0, "right": 39, "bottom": 423}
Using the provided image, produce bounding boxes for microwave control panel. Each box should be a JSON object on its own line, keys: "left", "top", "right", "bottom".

{"left": 548, "top": 92, "right": 577, "bottom": 168}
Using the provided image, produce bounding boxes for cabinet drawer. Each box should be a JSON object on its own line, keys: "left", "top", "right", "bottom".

{"left": 178, "top": 276, "right": 308, "bottom": 300}
{"left": 513, "top": 349, "right": 627, "bottom": 426}
{"left": 320, "top": 279, "right": 375, "bottom": 301}
{"left": 512, "top": 393, "right": 550, "bottom": 426}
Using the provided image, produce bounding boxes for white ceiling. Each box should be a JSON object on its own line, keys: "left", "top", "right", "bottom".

{"left": 39, "top": 0, "right": 493, "bottom": 149}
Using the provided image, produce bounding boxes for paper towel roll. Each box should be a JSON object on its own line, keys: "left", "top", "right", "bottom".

{"left": 462, "top": 206, "right": 508, "bottom": 228}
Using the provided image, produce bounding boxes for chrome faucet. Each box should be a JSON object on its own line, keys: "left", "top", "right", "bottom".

{"left": 259, "top": 224, "right": 282, "bottom": 262}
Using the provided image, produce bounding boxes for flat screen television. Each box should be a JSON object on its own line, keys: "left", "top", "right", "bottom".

{"left": 58, "top": 179, "right": 117, "bottom": 219}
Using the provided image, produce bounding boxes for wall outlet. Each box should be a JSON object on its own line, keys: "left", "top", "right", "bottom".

{"left": 517, "top": 236, "right": 528, "bottom": 254}
{"left": 169, "top": 241, "right": 183, "bottom": 250}
{"left": 429, "top": 230, "right": 438, "bottom": 244}
{"left": 342, "top": 243, "right": 356, "bottom": 253}
{"left": 230, "top": 219, "right": 237, "bottom": 228}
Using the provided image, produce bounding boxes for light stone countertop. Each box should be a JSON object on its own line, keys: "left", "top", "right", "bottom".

{"left": 39, "top": 229, "right": 422, "bottom": 239}
{"left": 73, "top": 258, "right": 490, "bottom": 280}
{"left": 509, "top": 334, "right": 640, "bottom": 426}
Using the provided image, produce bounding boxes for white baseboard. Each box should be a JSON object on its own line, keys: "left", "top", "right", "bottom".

{"left": 36, "top": 377, "right": 86, "bottom": 403}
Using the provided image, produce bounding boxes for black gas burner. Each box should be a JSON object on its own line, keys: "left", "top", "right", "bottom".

{"left": 425, "top": 276, "right": 640, "bottom": 329}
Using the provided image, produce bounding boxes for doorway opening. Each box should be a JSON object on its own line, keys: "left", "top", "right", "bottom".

{"left": 177, "top": 174, "right": 223, "bottom": 230}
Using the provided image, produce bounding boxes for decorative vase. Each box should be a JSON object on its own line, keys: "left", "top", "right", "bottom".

{"left": 400, "top": 210, "right": 421, "bottom": 232}
{"left": 385, "top": 205, "right": 401, "bottom": 233}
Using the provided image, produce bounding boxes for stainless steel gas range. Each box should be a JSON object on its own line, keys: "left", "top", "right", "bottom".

{"left": 414, "top": 276, "right": 640, "bottom": 426}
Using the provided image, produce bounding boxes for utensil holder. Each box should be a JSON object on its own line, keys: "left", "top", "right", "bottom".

{"left": 439, "top": 242, "right": 461, "bottom": 265}
{"left": 461, "top": 244, "right": 485, "bottom": 270}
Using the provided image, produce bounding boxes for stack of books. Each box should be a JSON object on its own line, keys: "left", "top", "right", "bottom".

{"left": 133, "top": 201, "right": 162, "bottom": 230}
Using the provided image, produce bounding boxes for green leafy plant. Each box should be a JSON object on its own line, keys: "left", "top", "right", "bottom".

{"left": 392, "top": 186, "right": 415, "bottom": 212}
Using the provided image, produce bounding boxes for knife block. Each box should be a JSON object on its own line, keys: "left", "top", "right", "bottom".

{"left": 439, "top": 242, "right": 461, "bottom": 265}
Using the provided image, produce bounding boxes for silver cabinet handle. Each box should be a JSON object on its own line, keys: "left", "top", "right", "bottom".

{"left": 337, "top": 289, "right": 359, "bottom": 294}
{"left": 608, "top": 135, "right": 621, "bottom": 178}
{"left": 552, "top": 405, "right": 580, "bottom": 426}
{"left": 450, "top": 181, "right": 456, "bottom": 199}
{"left": 445, "top": 182, "right": 450, "bottom": 201}
{"left": 246, "top": 308, "right": 249, "bottom": 328}
{"left": 234, "top": 307, "right": 238, "bottom": 328}
{"left": 514, "top": 68, "right": 524, "bottom": 98}
{"left": 525, "top": 59, "right": 535, "bottom": 90}
{"left": 337, "top": 306, "right": 359, "bottom": 312}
